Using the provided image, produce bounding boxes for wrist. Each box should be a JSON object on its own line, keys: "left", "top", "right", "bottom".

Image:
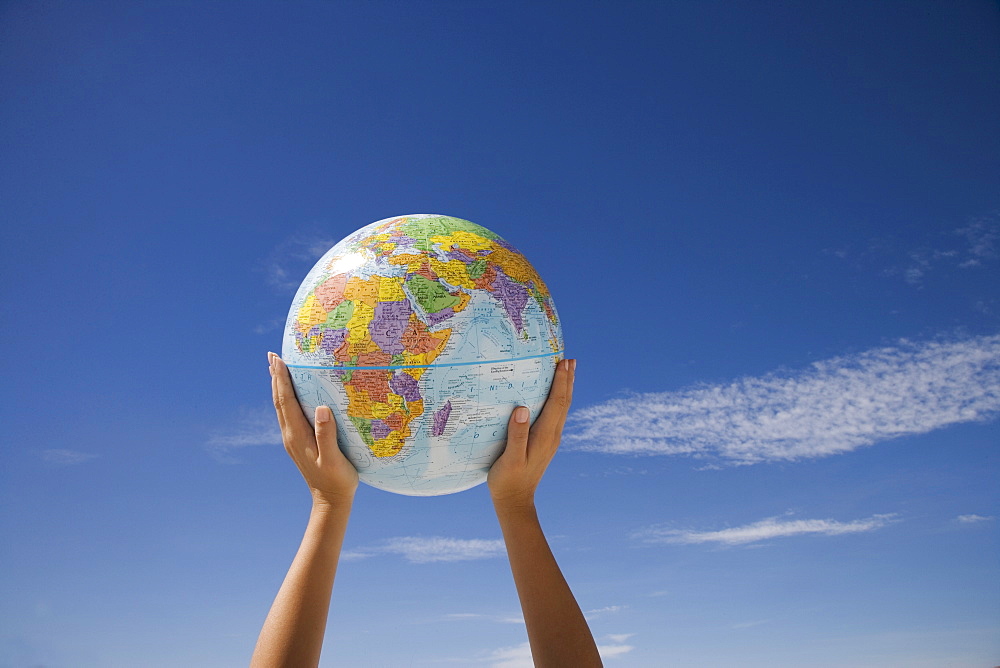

{"left": 492, "top": 496, "right": 537, "bottom": 520}
{"left": 310, "top": 490, "right": 355, "bottom": 513}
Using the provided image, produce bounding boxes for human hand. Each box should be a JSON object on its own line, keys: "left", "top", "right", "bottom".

{"left": 487, "top": 358, "right": 576, "bottom": 510}
{"left": 269, "top": 352, "right": 359, "bottom": 507}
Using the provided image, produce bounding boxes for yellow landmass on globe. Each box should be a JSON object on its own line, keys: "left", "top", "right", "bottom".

{"left": 430, "top": 230, "right": 493, "bottom": 252}
{"left": 297, "top": 294, "right": 328, "bottom": 332}
{"left": 345, "top": 302, "right": 375, "bottom": 345}
{"left": 377, "top": 275, "right": 406, "bottom": 301}
{"left": 489, "top": 246, "right": 547, "bottom": 290}
{"left": 387, "top": 252, "right": 423, "bottom": 267}
{"left": 429, "top": 257, "right": 476, "bottom": 289}
{"left": 344, "top": 275, "right": 380, "bottom": 307}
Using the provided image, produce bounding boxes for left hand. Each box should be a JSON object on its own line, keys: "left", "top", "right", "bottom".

{"left": 269, "top": 352, "right": 359, "bottom": 506}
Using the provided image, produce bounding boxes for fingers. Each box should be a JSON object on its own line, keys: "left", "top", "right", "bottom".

{"left": 532, "top": 358, "right": 576, "bottom": 440}
{"left": 269, "top": 352, "right": 286, "bottom": 433}
{"left": 269, "top": 352, "right": 313, "bottom": 447}
{"left": 502, "top": 406, "right": 531, "bottom": 465}
{"left": 562, "top": 358, "right": 576, "bottom": 414}
{"left": 314, "top": 405, "right": 339, "bottom": 463}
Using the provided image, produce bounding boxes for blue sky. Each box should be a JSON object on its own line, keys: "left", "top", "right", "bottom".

{"left": 1, "top": 1, "right": 998, "bottom": 666}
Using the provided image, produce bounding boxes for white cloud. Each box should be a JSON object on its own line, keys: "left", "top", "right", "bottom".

{"left": 339, "top": 548, "right": 379, "bottom": 561}
{"left": 486, "top": 642, "right": 532, "bottom": 668}
{"left": 605, "top": 633, "right": 635, "bottom": 643}
{"left": 566, "top": 335, "right": 1000, "bottom": 464}
{"left": 41, "top": 449, "right": 98, "bottom": 465}
{"left": 441, "top": 612, "right": 525, "bottom": 624}
{"left": 206, "top": 407, "right": 281, "bottom": 463}
{"left": 259, "top": 233, "right": 338, "bottom": 292}
{"left": 956, "top": 514, "right": 994, "bottom": 524}
{"left": 384, "top": 536, "right": 505, "bottom": 563}
{"left": 836, "top": 211, "right": 1000, "bottom": 285}
{"left": 956, "top": 214, "right": 999, "bottom": 266}
{"left": 485, "top": 640, "right": 633, "bottom": 667}
{"left": 636, "top": 514, "right": 897, "bottom": 546}
{"left": 894, "top": 248, "right": 960, "bottom": 285}
{"left": 253, "top": 317, "right": 286, "bottom": 335}
{"left": 598, "top": 643, "right": 635, "bottom": 658}
{"left": 584, "top": 605, "right": 627, "bottom": 620}
{"left": 343, "top": 536, "right": 506, "bottom": 563}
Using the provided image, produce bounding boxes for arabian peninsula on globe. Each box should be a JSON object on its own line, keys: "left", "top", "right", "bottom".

{"left": 282, "top": 214, "right": 564, "bottom": 496}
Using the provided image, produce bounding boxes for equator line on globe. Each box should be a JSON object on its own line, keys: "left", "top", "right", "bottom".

{"left": 281, "top": 214, "right": 564, "bottom": 496}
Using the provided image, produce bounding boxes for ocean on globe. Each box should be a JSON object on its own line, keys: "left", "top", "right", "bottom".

{"left": 281, "top": 214, "right": 564, "bottom": 496}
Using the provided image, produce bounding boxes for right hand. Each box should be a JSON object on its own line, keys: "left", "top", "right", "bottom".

{"left": 487, "top": 358, "right": 576, "bottom": 509}
{"left": 269, "top": 352, "right": 359, "bottom": 507}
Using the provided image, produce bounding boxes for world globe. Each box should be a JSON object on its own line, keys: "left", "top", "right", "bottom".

{"left": 282, "top": 214, "right": 564, "bottom": 496}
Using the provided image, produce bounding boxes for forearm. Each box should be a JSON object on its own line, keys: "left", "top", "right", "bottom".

{"left": 495, "top": 503, "right": 602, "bottom": 668}
{"left": 251, "top": 499, "right": 353, "bottom": 668}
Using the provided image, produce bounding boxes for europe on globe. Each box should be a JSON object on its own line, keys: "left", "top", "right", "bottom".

{"left": 282, "top": 214, "right": 564, "bottom": 496}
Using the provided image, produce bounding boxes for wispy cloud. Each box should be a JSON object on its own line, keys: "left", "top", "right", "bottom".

{"left": 443, "top": 612, "right": 524, "bottom": 624}
{"left": 485, "top": 642, "right": 533, "bottom": 668}
{"left": 828, "top": 211, "right": 999, "bottom": 286}
{"left": 253, "top": 231, "right": 340, "bottom": 334}
{"left": 566, "top": 335, "right": 1000, "bottom": 464}
{"left": 636, "top": 514, "right": 897, "bottom": 546}
{"left": 956, "top": 514, "right": 994, "bottom": 524}
{"left": 893, "top": 248, "right": 959, "bottom": 285}
{"left": 484, "top": 640, "right": 634, "bottom": 667}
{"left": 259, "top": 233, "right": 338, "bottom": 292}
{"left": 253, "top": 317, "right": 286, "bottom": 335}
{"left": 343, "top": 536, "right": 506, "bottom": 563}
{"left": 955, "top": 214, "right": 999, "bottom": 268}
{"left": 206, "top": 407, "right": 281, "bottom": 463}
{"left": 598, "top": 643, "right": 635, "bottom": 659}
{"left": 40, "top": 449, "right": 99, "bottom": 465}
{"left": 584, "top": 605, "right": 627, "bottom": 620}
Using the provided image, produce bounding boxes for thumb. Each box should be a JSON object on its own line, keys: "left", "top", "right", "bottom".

{"left": 314, "top": 406, "right": 340, "bottom": 462}
{"left": 501, "top": 406, "right": 531, "bottom": 464}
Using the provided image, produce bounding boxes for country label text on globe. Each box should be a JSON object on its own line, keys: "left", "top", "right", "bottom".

{"left": 282, "top": 214, "right": 564, "bottom": 496}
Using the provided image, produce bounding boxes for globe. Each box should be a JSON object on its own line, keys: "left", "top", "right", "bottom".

{"left": 282, "top": 214, "right": 564, "bottom": 496}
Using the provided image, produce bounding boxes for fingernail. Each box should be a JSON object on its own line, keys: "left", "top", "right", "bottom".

{"left": 316, "top": 406, "right": 332, "bottom": 423}
{"left": 267, "top": 351, "right": 274, "bottom": 365}
{"left": 514, "top": 406, "right": 529, "bottom": 423}
{"left": 571, "top": 358, "right": 577, "bottom": 372}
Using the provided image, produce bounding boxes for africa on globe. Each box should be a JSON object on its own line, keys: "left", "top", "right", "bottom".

{"left": 282, "top": 214, "right": 563, "bottom": 496}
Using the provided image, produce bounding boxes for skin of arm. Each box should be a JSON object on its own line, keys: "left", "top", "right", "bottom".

{"left": 488, "top": 358, "right": 603, "bottom": 668}
{"left": 250, "top": 353, "right": 360, "bottom": 668}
